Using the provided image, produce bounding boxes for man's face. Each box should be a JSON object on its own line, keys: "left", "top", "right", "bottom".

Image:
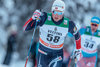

{"left": 91, "top": 23, "right": 99, "bottom": 32}
{"left": 52, "top": 10, "right": 63, "bottom": 22}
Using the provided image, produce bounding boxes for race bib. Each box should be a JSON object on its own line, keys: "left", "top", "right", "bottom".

{"left": 84, "top": 39, "right": 96, "bottom": 49}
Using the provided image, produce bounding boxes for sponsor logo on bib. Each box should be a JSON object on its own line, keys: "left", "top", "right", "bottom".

{"left": 64, "top": 20, "right": 67, "bottom": 25}
{"left": 87, "top": 28, "right": 89, "bottom": 32}
{"left": 48, "top": 16, "right": 51, "bottom": 21}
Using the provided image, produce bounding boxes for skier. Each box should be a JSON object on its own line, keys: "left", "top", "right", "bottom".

{"left": 3, "top": 25, "right": 17, "bottom": 65}
{"left": 23, "top": 0, "right": 81, "bottom": 67}
{"left": 75, "top": 16, "right": 100, "bottom": 67}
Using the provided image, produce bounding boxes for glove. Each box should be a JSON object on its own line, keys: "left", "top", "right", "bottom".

{"left": 73, "top": 49, "right": 82, "bottom": 63}
{"left": 32, "top": 10, "right": 42, "bottom": 22}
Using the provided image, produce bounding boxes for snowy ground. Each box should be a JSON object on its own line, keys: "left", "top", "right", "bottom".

{"left": 0, "top": 46, "right": 32, "bottom": 67}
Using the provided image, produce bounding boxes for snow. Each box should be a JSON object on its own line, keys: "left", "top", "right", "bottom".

{"left": 0, "top": 0, "right": 100, "bottom": 67}
{"left": 3, "top": 0, "right": 14, "bottom": 11}
{"left": 0, "top": 61, "right": 32, "bottom": 67}
{"left": 0, "top": 27, "right": 8, "bottom": 46}
{"left": 0, "top": 46, "right": 32, "bottom": 67}
{"left": 0, "top": 8, "right": 9, "bottom": 26}
{"left": 0, "top": 45, "right": 32, "bottom": 67}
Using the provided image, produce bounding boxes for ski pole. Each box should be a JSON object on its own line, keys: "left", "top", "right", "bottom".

{"left": 68, "top": 44, "right": 75, "bottom": 67}
{"left": 25, "top": 19, "right": 38, "bottom": 67}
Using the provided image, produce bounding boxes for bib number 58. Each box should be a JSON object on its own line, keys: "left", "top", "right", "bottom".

{"left": 47, "top": 34, "right": 60, "bottom": 43}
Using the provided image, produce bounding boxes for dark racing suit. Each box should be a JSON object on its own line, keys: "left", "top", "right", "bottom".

{"left": 23, "top": 12, "right": 81, "bottom": 67}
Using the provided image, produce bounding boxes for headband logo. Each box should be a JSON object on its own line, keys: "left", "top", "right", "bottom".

{"left": 92, "top": 19, "right": 99, "bottom": 23}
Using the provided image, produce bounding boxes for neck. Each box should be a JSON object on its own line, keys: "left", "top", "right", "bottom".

{"left": 92, "top": 31, "right": 94, "bottom": 35}
{"left": 91, "top": 30, "right": 97, "bottom": 35}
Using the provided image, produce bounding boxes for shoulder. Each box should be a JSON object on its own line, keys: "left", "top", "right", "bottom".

{"left": 86, "top": 26, "right": 90, "bottom": 29}
{"left": 97, "top": 30, "right": 100, "bottom": 37}
{"left": 44, "top": 12, "right": 52, "bottom": 20}
{"left": 85, "top": 26, "right": 91, "bottom": 32}
{"left": 62, "top": 17, "right": 69, "bottom": 26}
{"left": 64, "top": 17, "right": 69, "bottom": 21}
{"left": 69, "top": 21, "right": 74, "bottom": 24}
{"left": 68, "top": 20, "right": 75, "bottom": 27}
{"left": 46, "top": 12, "right": 52, "bottom": 16}
{"left": 79, "top": 26, "right": 90, "bottom": 35}
{"left": 80, "top": 26, "right": 90, "bottom": 31}
{"left": 40, "top": 12, "right": 48, "bottom": 19}
{"left": 39, "top": 12, "right": 48, "bottom": 26}
{"left": 63, "top": 16, "right": 74, "bottom": 25}
{"left": 42, "top": 12, "right": 47, "bottom": 17}
{"left": 80, "top": 26, "right": 88, "bottom": 30}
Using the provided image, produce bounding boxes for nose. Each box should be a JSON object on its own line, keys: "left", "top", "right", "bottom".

{"left": 55, "top": 14, "right": 58, "bottom": 18}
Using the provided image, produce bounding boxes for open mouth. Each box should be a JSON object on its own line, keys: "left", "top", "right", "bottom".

{"left": 55, "top": 17, "right": 58, "bottom": 19}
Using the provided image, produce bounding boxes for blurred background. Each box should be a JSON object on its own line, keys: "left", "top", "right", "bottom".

{"left": 0, "top": 0, "right": 100, "bottom": 67}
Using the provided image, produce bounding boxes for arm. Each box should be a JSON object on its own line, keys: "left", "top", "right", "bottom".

{"left": 23, "top": 10, "right": 47, "bottom": 31}
{"left": 79, "top": 26, "right": 86, "bottom": 35}
{"left": 68, "top": 21, "right": 82, "bottom": 62}
{"left": 68, "top": 21, "right": 81, "bottom": 49}
{"left": 68, "top": 25, "right": 86, "bottom": 37}
{"left": 68, "top": 23, "right": 87, "bottom": 62}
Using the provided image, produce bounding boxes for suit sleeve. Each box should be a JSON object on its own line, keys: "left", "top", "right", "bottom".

{"left": 68, "top": 21, "right": 81, "bottom": 49}
{"left": 79, "top": 26, "right": 86, "bottom": 35}
{"left": 23, "top": 12, "right": 47, "bottom": 31}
